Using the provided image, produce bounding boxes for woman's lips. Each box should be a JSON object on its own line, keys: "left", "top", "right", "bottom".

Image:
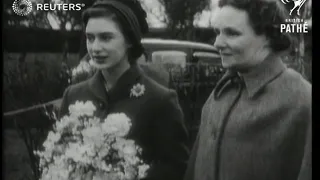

{"left": 93, "top": 56, "right": 108, "bottom": 63}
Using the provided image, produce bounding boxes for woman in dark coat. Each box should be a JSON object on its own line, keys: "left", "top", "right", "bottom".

{"left": 184, "top": 0, "right": 311, "bottom": 180}
{"left": 59, "top": 0, "right": 189, "bottom": 179}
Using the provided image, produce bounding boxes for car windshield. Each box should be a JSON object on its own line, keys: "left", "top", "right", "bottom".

{"left": 151, "top": 51, "right": 187, "bottom": 80}
{"left": 152, "top": 51, "right": 187, "bottom": 68}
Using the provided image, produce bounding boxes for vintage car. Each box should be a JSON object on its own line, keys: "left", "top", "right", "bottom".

{"left": 139, "top": 38, "right": 224, "bottom": 86}
{"left": 79, "top": 38, "right": 224, "bottom": 87}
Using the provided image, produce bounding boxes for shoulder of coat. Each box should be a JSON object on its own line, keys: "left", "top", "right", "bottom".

{"left": 276, "top": 68, "right": 311, "bottom": 107}
{"left": 67, "top": 79, "right": 90, "bottom": 95}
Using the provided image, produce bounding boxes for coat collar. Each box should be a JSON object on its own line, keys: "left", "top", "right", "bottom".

{"left": 88, "top": 64, "right": 143, "bottom": 103}
{"left": 240, "top": 55, "right": 287, "bottom": 99}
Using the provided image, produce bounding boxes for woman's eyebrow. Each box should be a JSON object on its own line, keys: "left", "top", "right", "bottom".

{"left": 99, "top": 32, "right": 115, "bottom": 36}
{"left": 85, "top": 32, "right": 115, "bottom": 36}
{"left": 224, "top": 26, "right": 242, "bottom": 33}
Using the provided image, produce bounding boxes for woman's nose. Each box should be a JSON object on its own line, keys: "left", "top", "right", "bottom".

{"left": 91, "top": 40, "right": 103, "bottom": 52}
{"left": 213, "top": 35, "right": 227, "bottom": 50}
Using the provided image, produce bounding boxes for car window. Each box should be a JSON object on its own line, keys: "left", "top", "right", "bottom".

{"left": 193, "top": 52, "right": 221, "bottom": 65}
{"left": 151, "top": 51, "right": 187, "bottom": 67}
{"left": 193, "top": 51, "right": 225, "bottom": 78}
{"left": 151, "top": 50, "right": 188, "bottom": 80}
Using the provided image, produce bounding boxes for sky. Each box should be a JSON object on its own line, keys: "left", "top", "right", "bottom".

{"left": 141, "top": 0, "right": 217, "bottom": 28}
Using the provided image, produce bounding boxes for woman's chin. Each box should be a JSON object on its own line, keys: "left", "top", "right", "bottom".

{"left": 89, "top": 60, "right": 112, "bottom": 69}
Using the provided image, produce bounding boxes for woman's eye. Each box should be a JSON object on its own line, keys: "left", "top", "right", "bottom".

{"left": 225, "top": 29, "right": 241, "bottom": 37}
{"left": 100, "top": 34, "right": 112, "bottom": 42}
{"left": 86, "top": 35, "right": 94, "bottom": 42}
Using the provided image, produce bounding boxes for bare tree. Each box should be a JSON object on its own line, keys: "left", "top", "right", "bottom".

{"left": 140, "top": 0, "right": 211, "bottom": 40}
{"left": 282, "top": 0, "right": 312, "bottom": 79}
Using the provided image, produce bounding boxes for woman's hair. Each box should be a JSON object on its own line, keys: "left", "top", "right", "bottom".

{"left": 218, "top": 0, "right": 292, "bottom": 52}
{"left": 82, "top": 0, "right": 149, "bottom": 64}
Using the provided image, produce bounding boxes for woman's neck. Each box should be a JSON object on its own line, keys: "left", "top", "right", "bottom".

{"left": 101, "top": 59, "right": 131, "bottom": 90}
{"left": 238, "top": 52, "right": 279, "bottom": 77}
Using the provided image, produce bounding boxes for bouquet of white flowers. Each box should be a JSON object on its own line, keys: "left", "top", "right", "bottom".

{"left": 34, "top": 101, "right": 150, "bottom": 180}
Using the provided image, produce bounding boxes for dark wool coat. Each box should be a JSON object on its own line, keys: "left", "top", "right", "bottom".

{"left": 59, "top": 65, "right": 190, "bottom": 180}
{"left": 184, "top": 57, "right": 311, "bottom": 180}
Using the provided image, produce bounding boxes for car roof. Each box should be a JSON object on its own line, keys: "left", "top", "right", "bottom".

{"left": 141, "top": 38, "right": 218, "bottom": 53}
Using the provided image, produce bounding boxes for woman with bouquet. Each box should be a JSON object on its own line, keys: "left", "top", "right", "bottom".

{"left": 37, "top": 0, "right": 189, "bottom": 179}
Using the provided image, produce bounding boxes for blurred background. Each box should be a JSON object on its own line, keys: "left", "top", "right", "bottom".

{"left": 3, "top": 0, "right": 312, "bottom": 179}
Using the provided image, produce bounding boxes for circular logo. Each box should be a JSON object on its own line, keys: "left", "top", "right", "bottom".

{"left": 12, "top": 0, "right": 33, "bottom": 16}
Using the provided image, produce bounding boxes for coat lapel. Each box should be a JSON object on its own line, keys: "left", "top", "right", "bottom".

{"left": 107, "top": 65, "right": 143, "bottom": 102}
{"left": 87, "top": 65, "right": 143, "bottom": 104}
{"left": 88, "top": 70, "right": 108, "bottom": 104}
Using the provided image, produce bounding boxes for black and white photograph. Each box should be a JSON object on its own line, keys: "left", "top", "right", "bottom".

{"left": 3, "top": 0, "right": 312, "bottom": 180}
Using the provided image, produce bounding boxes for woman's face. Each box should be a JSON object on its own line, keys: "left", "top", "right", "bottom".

{"left": 211, "top": 6, "right": 271, "bottom": 71}
{"left": 85, "top": 17, "right": 130, "bottom": 70}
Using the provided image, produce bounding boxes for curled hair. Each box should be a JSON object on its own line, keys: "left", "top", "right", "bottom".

{"left": 218, "top": 0, "right": 292, "bottom": 52}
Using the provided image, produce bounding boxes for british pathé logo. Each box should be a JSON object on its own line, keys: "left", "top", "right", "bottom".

{"left": 281, "top": 0, "right": 307, "bottom": 16}
{"left": 280, "top": 0, "right": 309, "bottom": 34}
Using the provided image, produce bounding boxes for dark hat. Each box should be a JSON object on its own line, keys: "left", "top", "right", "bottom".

{"left": 82, "top": 0, "right": 149, "bottom": 60}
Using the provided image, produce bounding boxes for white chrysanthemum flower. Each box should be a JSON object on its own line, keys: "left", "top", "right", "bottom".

{"left": 47, "top": 132, "right": 61, "bottom": 143}
{"left": 97, "top": 145, "right": 110, "bottom": 159}
{"left": 68, "top": 101, "right": 96, "bottom": 117}
{"left": 87, "top": 117, "right": 102, "bottom": 127}
{"left": 102, "top": 113, "right": 132, "bottom": 137}
{"left": 92, "top": 171, "right": 125, "bottom": 180}
{"left": 101, "top": 162, "right": 112, "bottom": 172}
{"left": 56, "top": 115, "right": 82, "bottom": 134}
{"left": 41, "top": 132, "right": 62, "bottom": 157}
{"left": 112, "top": 138, "right": 126, "bottom": 150}
{"left": 123, "top": 165, "right": 137, "bottom": 180}
{"left": 65, "top": 143, "right": 85, "bottom": 163}
{"left": 138, "top": 164, "right": 150, "bottom": 179}
{"left": 82, "top": 126, "right": 104, "bottom": 147}
{"left": 40, "top": 162, "right": 70, "bottom": 180}
{"left": 112, "top": 139, "right": 140, "bottom": 165}
{"left": 122, "top": 140, "right": 137, "bottom": 156}
{"left": 65, "top": 142, "right": 97, "bottom": 165}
